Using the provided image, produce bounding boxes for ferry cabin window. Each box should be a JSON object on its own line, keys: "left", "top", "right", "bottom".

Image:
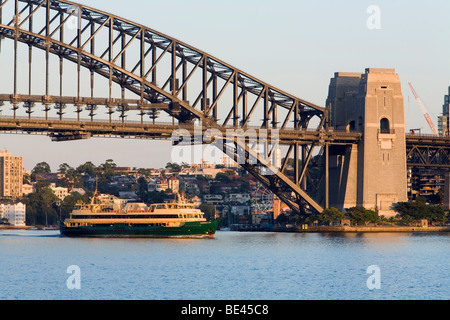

{"left": 156, "top": 205, "right": 166, "bottom": 209}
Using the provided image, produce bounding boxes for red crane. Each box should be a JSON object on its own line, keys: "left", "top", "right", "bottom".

{"left": 408, "top": 82, "right": 439, "bottom": 136}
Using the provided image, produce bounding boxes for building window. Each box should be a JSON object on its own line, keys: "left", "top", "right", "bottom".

{"left": 380, "top": 118, "right": 390, "bottom": 134}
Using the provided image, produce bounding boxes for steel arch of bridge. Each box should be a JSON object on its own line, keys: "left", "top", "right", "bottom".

{"left": 0, "top": 0, "right": 361, "bottom": 214}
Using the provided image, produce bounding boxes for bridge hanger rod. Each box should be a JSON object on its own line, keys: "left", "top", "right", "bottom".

{"left": 27, "top": 0, "right": 325, "bottom": 113}
{"left": 13, "top": 0, "right": 18, "bottom": 117}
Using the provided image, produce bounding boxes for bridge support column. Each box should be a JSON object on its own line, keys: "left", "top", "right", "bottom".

{"left": 326, "top": 68, "right": 408, "bottom": 218}
{"left": 328, "top": 144, "right": 358, "bottom": 211}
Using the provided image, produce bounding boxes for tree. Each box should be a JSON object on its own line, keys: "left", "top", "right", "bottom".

{"left": 215, "top": 170, "right": 236, "bottom": 182}
{"left": 137, "top": 168, "right": 151, "bottom": 176}
{"left": 364, "top": 209, "right": 380, "bottom": 225}
{"left": 58, "top": 163, "right": 73, "bottom": 175}
{"left": 318, "top": 207, "right": 345, "bottom": 225}
{"left": 166, "top": 162, "right": 181, "bottom": 172}
{"left": 23, "top": 183, "right": 59, "bottom": 226}
{"left": 102, "top": 159, "right": 116, "bottom": 177}
{"left": 32, "top": 162, "right": 51, "bottom": 174}
{"left": 147, "top": 191, "right": 167, "bottom": 204}
{"left": 199, "top": 204, "right": 216, "bottom": 221}
{"left": 31, "top": 162, "right": 51, "bottom": 181}
{"left": 427, "top": 205, "right": 446, "bottom": 225}
{"left": 137, "top": 177, "right": 149, "bottom": 203}
{"left": 76, "top": 161, "right": 96, "bottom": 176}
{"left": 59, "top": 192, "right": 91, "bottom": 220}
{"left": 397, "top": 198, "right": 447, "bottom": 225}
{"left": 180, "top": 162, "right": 190, "bottom": 169}
{"left": 346, "top": 207, "right": 380, "bottom": 226}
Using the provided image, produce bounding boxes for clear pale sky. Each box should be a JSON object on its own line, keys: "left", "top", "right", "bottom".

{"left": 0, "top": 0, "right": 449, "bottom": 171}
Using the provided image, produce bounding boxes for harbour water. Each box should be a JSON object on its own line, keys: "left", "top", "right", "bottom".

{"left": 0, "top": 230, "right": 448, "bottom": 300}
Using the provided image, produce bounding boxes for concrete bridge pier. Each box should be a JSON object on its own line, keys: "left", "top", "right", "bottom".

{"left": 326, "top": 68, "right": 408, "bottom": 218}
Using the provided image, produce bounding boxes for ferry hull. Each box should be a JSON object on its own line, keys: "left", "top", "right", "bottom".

{"left": 58, "top": 220, "right": 219, "bottom": 239}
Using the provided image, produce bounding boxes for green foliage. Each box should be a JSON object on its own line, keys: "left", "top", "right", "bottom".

{"left": 198, "top": 204, "right": 216, "bottom": 221}
{"left": 318, "top": 207, "right": 345, "bottom": 224}
{"left": 165, "top": 162, "right": 181, "bottom": 172}
{"left": 147, "top": 191, "right": 166, "bottom": 204}
{"left": 76, "top": 161, "right": 96, "bottom": 176}
{"left": 101, "top": 159, "right": 117, "bottom": 182}
{"left": 137, "top": 177, "right": 149, "bottom": 203}
{"left": 23, "top": 185, "right": 59, "bottom": 226}
{"left": 396, "top": 199, "right": 446, "bottom": 225}
{"left": 215, "top": 170, "right": 237, "bottom": 182}
{"left": 346, "top": 207, "right": 380, "bottom": 226}
{"left": 58, "top": 163, "right": 73, "bottom": 175}
{"left": 31, "top": 162, "right": 51, "bottom": 181}
{"left": 59, "top": 192, "right": 92, "bottom": 220}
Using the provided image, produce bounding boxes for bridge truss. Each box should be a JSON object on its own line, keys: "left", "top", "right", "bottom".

{"left": 406, "top": 134, "right": 450, "bottom": 169}
{"left": 0, "top": 0, "right": 362, "bottom": 214}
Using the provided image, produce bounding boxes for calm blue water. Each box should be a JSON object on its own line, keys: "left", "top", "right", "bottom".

{"left": 0, "top": 230, "right": 448, "bottom": 300}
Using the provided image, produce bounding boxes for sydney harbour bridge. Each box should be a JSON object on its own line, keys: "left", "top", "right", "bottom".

{"left": 0, "top": 0, "right": 449, "bottom": 215}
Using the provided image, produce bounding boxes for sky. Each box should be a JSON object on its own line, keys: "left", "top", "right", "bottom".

{"left": 1, "top": 0, "right": 450, "bottom": 171}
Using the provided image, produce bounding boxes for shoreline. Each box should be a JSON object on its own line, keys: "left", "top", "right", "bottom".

{"left": 2, "top": 225, "right": 450, "bottom": 233}
{"left": 0, "top": 225, "right": 32, "bottom": 230}
{"left": 229, "top": 225, "right": 450, "bottom": 233}
{"left": 0, "top": 225, "right": 57, "bottom": 230}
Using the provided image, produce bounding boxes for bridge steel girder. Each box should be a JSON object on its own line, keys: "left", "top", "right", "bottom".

{"left": 0, "top": 0, "right": 359, "bottom": 214}
{"left": 406, "top": 134, "right": 450, "bottom": 169}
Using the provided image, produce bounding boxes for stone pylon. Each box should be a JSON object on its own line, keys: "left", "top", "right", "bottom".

{"left": 326, "top": 68, "right": 408, "bottom": 218}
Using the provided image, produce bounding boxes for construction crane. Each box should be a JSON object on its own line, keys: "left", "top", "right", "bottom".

{"left": 408, "top": 82, "right": 439, "bottom": 136}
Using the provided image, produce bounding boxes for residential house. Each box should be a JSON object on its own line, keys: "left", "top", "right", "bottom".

{"left": 226, "top": 193, "right": 251, "bottom": 204}
{"left": 156, "top": 178, "right": 168, "bottom": 192}
{"left": 203, "top": 194, "right": 223, "bottom": 205}
{"left": 167, "top": 176, "right": 180, "bottom": 193}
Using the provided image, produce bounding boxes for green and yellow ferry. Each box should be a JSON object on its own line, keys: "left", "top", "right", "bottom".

{"left": 59, "top": 197, "right": 218, "bottom": 239}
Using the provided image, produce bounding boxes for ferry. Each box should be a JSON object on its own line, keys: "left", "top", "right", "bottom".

{"left": 58, "top": 196, "right": 218, "bottom": 239}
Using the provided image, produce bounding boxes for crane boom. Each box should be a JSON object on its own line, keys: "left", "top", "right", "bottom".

{"left": 408, "top": 82, "right": 439, "bottom": 136}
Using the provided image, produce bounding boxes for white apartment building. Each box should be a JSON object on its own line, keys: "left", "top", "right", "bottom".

{"left": 51, "top": 186, "right": 69, "bottom": 200}
{"left": 0, "top": 202, "right": 26, "bottom": 227}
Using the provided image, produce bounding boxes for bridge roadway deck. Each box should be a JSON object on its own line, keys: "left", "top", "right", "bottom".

{"left": 0, "top": 116, "right": 447, "bottom": 148}
{"left": 0, "top": 116, "right": 362, "bottom": 145}
{"left": 405, "top": 133, "right": 450, "bottom": 146}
